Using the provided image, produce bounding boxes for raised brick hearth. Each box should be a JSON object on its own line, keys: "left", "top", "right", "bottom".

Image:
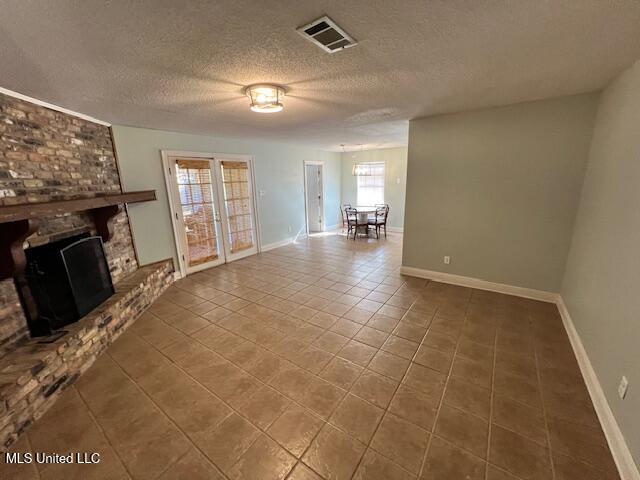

{"left": 0, "top": 260, "right": 174, "bottom": 449}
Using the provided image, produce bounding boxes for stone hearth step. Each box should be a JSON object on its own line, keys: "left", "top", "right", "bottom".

{"left": 0, "top": 259, "right": 174, "bottom": 450}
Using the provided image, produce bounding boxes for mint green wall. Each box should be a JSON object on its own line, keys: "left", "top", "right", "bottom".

{"left": 111, "top": 125, "right": 340, "bottom": 266}
{"left": 403, "top": 93, "right": 599, "bottom": 292}
{"left": 340, "top": 147, "right": 408, "bottom": 230}
{"left": 561, "top": 61, "right": 640, "bottom": 465}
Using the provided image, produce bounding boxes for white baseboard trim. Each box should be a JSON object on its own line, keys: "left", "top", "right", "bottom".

{"left": 261, "top": 238, "right": 293, "bottom": 252}
{"left": 172, "top": 271, "right": 183, "bottom": 281}
{"left": 261, "top": 234, "right": 307, "bottom": 252}
{"left": 556, "top": 297, "right": 639, "bottom": 480}
{"left": 387, "top": 226, "right": 404, "bottom": 233}
{"left": 399, "top": 265, "right": 557, "bottom": 303}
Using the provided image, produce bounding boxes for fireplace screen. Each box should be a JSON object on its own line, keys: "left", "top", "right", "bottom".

{"left": 61, "top": 236, "right": 115, "bottom": 318}
{"left": 24, "top": 233, "right": 115, "bottom": 336}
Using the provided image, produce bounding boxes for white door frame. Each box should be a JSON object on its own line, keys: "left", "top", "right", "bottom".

{"left": 164, "top": 154, "right": 225, "bottom": 276}
{"left": 303, "top": 160, "right": 325, "bottom": 234}
{"left": 161, "top": 150, "right": 261, "bottom": 278}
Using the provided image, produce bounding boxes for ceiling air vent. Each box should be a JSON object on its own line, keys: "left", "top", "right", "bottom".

{"left": 296, "top": 16, "right": 357, "bottom": 53}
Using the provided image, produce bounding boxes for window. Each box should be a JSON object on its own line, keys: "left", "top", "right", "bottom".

{"left": 356, "top": 162, "right": 385, "bottom": 205}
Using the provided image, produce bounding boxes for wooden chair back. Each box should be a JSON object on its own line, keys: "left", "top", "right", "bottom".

{"left": 341, "top": 203, "right": 352, "bottom": 226}
{"left": 345, "top": 207, "right": 358, "bottom": 225}
{"left": 375, "top": 206, "right": 387, "bottom": 221}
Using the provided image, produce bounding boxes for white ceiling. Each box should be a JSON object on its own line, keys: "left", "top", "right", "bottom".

{"left": 1, "top": 1, "right": 640, "bottom": 151}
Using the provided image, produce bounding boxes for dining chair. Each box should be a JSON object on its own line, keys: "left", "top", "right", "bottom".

{"left": 369, "top": 205, "right": 389, "bottom": 238}
{"left": 345, "top": 207, "right": 368, "bottom": 240}
{"left": 341, "top": 203, "right": 351, "bottom": 231}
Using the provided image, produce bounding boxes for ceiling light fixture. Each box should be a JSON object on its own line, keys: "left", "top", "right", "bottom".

{"left": 244, "top": 84, "right": 286, "bottom": 113}
{"left": 352, "top": 145, "right": 370, "bottom": 175}
{"left": 351, "top": 143, "right": 363, "bottom": 159}
{"left": 353, "top": 164, "right": 373, "bottom": 176}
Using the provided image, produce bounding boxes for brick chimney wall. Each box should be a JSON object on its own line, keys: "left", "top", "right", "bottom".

{"left": 0, "top": 92, "right": 138, "bottom": 354}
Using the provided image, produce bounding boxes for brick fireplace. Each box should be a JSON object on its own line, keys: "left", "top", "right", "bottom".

{"left": 0, "top": 92, "right": 138, "bottom": 352}
{"left": 0, "top": 92, "right": 174, "bottom": 449}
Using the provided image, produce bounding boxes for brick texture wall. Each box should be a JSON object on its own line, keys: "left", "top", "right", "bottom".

{"left": 0, "top": 92, "right": 138, "bottom": 354}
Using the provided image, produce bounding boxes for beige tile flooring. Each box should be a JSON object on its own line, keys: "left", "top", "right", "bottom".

{"left": 2, "top": 232, "right": 620, "bottom": 480}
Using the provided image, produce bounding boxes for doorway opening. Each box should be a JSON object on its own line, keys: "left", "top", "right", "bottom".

{"left": 163, "top": 151, "right": 259, "bottom": 277}
{"left": 304, "top": 161, "right": 324, "bottom": 234}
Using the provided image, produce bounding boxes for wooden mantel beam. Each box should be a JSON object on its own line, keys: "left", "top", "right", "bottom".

{"left": 0, "top": 190, "right": 156, "bottom": 224}
{"left": 0, "top": 190, "right": 156, "bottom": 281}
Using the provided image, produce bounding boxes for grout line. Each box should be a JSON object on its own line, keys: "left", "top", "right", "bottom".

{"left": 74, "top": 386, "right": 135, "bottom": 480}
{"left": 159, "top": 286, "right": 413, "bottom": 386}
{"left": 484, "top": 299, "right": 499, "bottom": 480}
{"left": 130, "top": 323, "right": 363, "bottom": 477}
{"left": 531, "top": 310, "right": 558, "bottom": 480}
{"left": 346, "top": 296, "right": 428, "bottom": 479}
{"left": 23, "top": 433, "right": 43, "bottom": 480}
{"left": 285, "top": 367, "right": 367, "bottom": 479}
{"left": 416, "top": 288, "right": 474, "bottom": 478}
{"left": 149, "top": 438, "right": 196, "bottom": 480}
{"left": 103, "top": 348, "right": 232, "bottom": 479}
{"left": 162, "top": 263, "right": 421, "bottom": 478}
{"left": 278, "top": 305, "right": 418, "bottom": 478}
{"left": 280, "top": 306, "right": 410, "bottom": 475}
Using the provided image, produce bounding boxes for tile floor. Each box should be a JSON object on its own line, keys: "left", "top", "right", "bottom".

{"left": 1, "top": 232, "right": 620, "bottom": 479}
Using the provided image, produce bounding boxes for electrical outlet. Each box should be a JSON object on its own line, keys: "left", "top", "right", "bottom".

{"left": 618, "top": 376, "right": 629, "bottom": 399}
{"left": 444, "top": 256, "right": 451, "bottom": 265}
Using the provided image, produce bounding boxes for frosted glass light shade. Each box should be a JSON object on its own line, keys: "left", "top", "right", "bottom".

{"left": 245, "top": 84, "right": 285, "bottom": 113}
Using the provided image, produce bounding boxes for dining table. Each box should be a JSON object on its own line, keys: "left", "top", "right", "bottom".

{"left": 354, "top": 206, "right": 377, "bottom": 221}
{"left": 353, "top": 206, "right": 377, "bottom": 236}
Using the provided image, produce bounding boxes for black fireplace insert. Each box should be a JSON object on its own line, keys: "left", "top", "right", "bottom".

{"left": 22, "top": 233, "right": 115, "bottom": 336}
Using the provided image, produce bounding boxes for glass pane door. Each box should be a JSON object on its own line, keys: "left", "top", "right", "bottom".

{"left": 174, "top": 158, "right": 225, "bottom": 272}
{"left": 217, "top": 159, "right": 258, "bottom": 260}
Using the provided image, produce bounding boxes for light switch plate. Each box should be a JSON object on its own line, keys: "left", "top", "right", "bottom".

{"left": 618, "top": 376, "right": 629, "bottom": 399}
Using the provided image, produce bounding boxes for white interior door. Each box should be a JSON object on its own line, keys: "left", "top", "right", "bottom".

{"left": 165, "top": 154, "right": 259, "bottom": 275}
{"left": 170, "top": 157, "right": 226, "bottom": 274}
{"left": 305, "top": 163, "right": 323, "bottom": 233}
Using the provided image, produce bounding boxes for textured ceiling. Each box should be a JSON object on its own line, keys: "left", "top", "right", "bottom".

{"left": 1, "top": 1, "right": 640, "bottom": 151}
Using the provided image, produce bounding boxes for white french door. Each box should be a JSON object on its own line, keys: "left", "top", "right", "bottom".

{"left": 164, "top": 152, "right": 259, "bottom": 275}
{"left": 217, "top": 158, "right": 259, "bottom": 262}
